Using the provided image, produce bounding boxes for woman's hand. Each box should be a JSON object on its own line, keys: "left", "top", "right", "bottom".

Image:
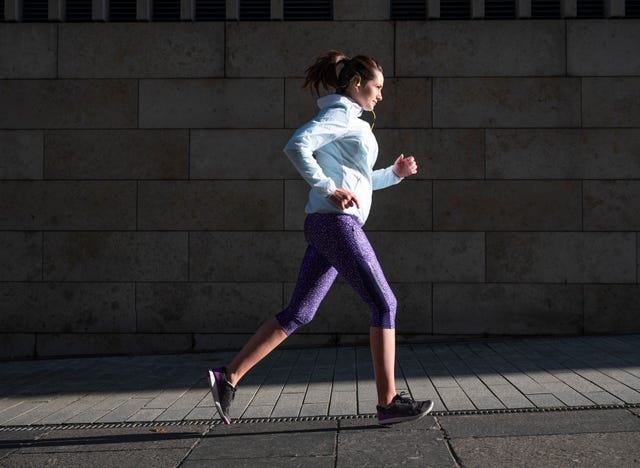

{"left": 328, "top": 188, "right": 360, "bottom": 210}
{"left": 392, "top": 154, "right": 418, "bottom": 178}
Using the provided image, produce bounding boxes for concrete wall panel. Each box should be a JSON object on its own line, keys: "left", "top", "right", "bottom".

{"left": 376, "top": 129, "right": 485, "bottom": 180}
{"left": 136, "top": 282, "right": 283, "bottom": 332}
{"left": 487, "top": 232, "right": 636, "bottom": 283}
{"left": 0, "top": 80, "right": 137, "bottom": 129}
{"left": 0, "top": 231, "right": 42, "bottom": 281}
{"left": 45, "top": 130, "right": 189, "bottom": 179}
{"left": 59, "top": 23, "right": 224, "bottom": 78}
{"left": 434, "top": 180, "right": 582, "bottom": 231}
{"left": 433, "top": 284, "right": 583, "bottom": 334}
{"left": 0, "top": 181, "right": 136, "bottom": 230}
{"left": 0, "top": 131, "right": 43, "bottom": 179}
{"left": 568, "top": 20, "right": 640, "bottom": 76}
{"left": 486, "top": 129, "right": 640, "bottom": 179}
{"left": 0, "top": 24, "right": 56, "bottom": 78}
{"left": 139, "top": 79, "right": 283, "bottom": 128}
{"left": 583, "top": 78, "right": 640, "bottom": 127}
{"left": 584, "top": 181, "right": 640, "bottom": 231}
{"left": 189, "top": 231, "right": 307, "bottom": 282}
{"left": 226, "top": 21, "right": 394, "bottom": 77}
{"left": 36, "top": 333, "right": 193, "bottom": 357}
{"left": 433, "top": 78, "right": 581, "bottom": 128}
{"left": 43, "top": 231, "right": 188, "bottom": 281}
{"left": 190, "top": 129, "right": 298, "bottom": 179}
{"left": 138, "top": 180, "right": 283, "bottom": 230}
{"left": 0, "top": 334, "right": 35, "bottom": 359}
{"left": 397, "top": 21, "right": 565, "bottom": 77}
{"left": 585, "top": 285, "right": 640, "bottom": 333}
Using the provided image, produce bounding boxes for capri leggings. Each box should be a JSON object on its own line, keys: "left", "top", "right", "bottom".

{"left": 276, "top": 213, "right": 397, "bottom": 335}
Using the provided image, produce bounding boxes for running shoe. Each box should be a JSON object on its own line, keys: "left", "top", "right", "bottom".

{"left": 376, "top": 393, "right": 434, "bottom": 425}
{"left": 207, "top": 367, "right": 236, "bottom": 424}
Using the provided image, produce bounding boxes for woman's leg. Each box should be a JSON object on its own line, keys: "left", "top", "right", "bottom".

{"left": 370, "top": 327, "right": 397, "bottom": 407}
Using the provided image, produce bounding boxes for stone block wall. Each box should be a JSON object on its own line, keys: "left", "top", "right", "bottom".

{"left": 1, "top": 16, "right": 639, "bottom": 358}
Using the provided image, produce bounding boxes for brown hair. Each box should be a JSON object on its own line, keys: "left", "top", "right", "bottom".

{"left": 302, "top": 50, "right": 383, "bottom": 95}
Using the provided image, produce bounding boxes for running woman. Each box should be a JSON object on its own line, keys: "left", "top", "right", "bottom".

{"left": 207, "top": 50, "right": 434, "bottom": 426}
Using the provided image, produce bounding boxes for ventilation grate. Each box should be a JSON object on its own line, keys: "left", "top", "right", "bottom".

{"left": 485, "top": 0, "right": 516, "bottom": 17}
{"left": 153, "top": 0, "right": 180, "bottom": 20}
{"left": 239, "top": 0, "right": 270, "bottom": 20}
{"left": 391, "top": 0, "right": 426, "bottom": 19}
{"left": 577, "top": 0, "right": 604, "bottom": 16}
{"left": 66, "top": 0, "right": 92, "bottom": 21}
{"left": 531, "top": 0, "right": 561, "bottom": 17}
{"left": 195, "top": 0, "right": 225, "bottom": 20}
{"left": 109, "top": 0, "right": 137, "bottom": 20}
{"left": 626, "top": 0, "right": 640, "bottom": 16}
{"left": 440, "top": 0, "right": 471, "bottom": 18}
{"left": 23, "top": 0, "right": 48, "bottom": 21}
{"left": 283, "top": 0, "right": 331, "bottom": 20}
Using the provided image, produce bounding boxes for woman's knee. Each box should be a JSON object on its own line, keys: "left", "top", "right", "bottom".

{"left": 371, "top": 293, "right": 397, "bottom": 329}
{"left": 276, "top": 307, "right": 316, "bottom": 335}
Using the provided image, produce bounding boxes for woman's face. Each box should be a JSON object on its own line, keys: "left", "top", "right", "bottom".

{"left": 347, "top": 70, "right": 384, "bottom": 112}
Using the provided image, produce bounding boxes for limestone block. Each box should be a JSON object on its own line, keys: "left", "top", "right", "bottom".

{"left": 226, "top": 21, "right": 394, "bottom": 77}
{"left": 486, "top": 129, "right": 640, "bottom": 179}
{"left": 136, "top": 282, "right": 282, "bottom": 332}
{"left": 189, "top": 231, "right": 308, "bottom": 282}
{"left": 36, "top": 333, "right": 193, "bottom": 357}
{"left": 368, "top": 232, "right": 485, "bottom": 283}
{"left": 584, "top": 180, "right": 640, "bottom": 231}
{"left": 585, "top": 285, "right": 640, "bottom": 333}
{"left": 434, "top": 180, "right": 582, "bottom": 231}
{"left": 59, "top": 23, "right": 224, "bottom": 78}
{"left": 486, "top": 232, "right": 636, "bottom": 283}
{"left": 0, "top": 131, "right": 43, "bottom": 179}
{"left": 433, "top": 78, "right": 580, "bottom": 128}
{"left": 0, "top": 80, "right": 137, "bottom": 129}
{"left": 284, "top": 282, "right": 432, "bottom": 334}
{"left": 284, "top": 180, "right": 308, "bottom": 230}
{"left": 583, "top": 78, "right": 640, "bottom": 127}
{"left": 433, "top": 284, "right": 583, "bottom": 334}
{"left": 45, "top": 130, "right": 189, "bottom": 179}
{"left": 137, "top": 180, "right": 283, "bottom": 230}
{"left": 0, "top": 181, "right": 136, "bottom": 230}
{"left": 334, "top": 0, "right": 388, "bottom": 19}
{"left": 284, "top": 78, "right": 431, "bottom": 129}
{"left": 0, "top": 334, "right": 35, "bottom": 359}
{"left": 190, "top": 129, "right": 299, "bottom": 179}
{"left": 0, "top": 283, "right": 136, "bottom": 332}
{"left": 0, "top": 24, "right": 56, "bottom": 78}
{"left": 43, "top": 231, "right": 188, "bottom": 281}
{"left": 376, "top": 129, "right": 485, "bottom": 179}
{"left": 397, "top": 21, "right": 565, "bottom": 76}
{"left": 139, "top": 79, "right": 283, "bottom": 128}
{"left": 568, "top": 20, "right": 640, "bottom": 76}
{"left": 0, "top": 231, "right": 42, "bottom": 281}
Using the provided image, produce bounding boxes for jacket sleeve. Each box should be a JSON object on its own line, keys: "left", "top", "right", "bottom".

{"left": 372, "top": 165, "right": 403, "bottom": 190}
{"left": 283, "top": 107, "right": 349, "bottom": 197}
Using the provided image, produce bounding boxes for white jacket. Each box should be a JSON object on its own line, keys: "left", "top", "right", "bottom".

{"left": 283, "top": 94, "right": 402, "bottom": 225}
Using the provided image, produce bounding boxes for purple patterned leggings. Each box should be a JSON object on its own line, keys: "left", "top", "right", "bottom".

{"left": 276, "top": 213, "right": 397, "bottom": 335}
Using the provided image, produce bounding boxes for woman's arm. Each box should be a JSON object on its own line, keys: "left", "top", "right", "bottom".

{"left": 372, "top": 154, "right": 418, "bottom": 190}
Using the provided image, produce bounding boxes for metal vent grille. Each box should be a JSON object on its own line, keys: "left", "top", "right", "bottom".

{"left": 531, "top": 0, "right": 561, "bottom": 17}
{"left": 153, "top": 0, "right": 180, "bottom": 20}
{"left": 283, "top": 0, "right": 331, "bottom": 20}
{"left": 485, "top": 0, "right": 516, "bottom": 17}
{"left": 626, "top": 0, "right": 640, "bottom": 16}
{"left": 390, "top": 0, "right": 426, "bottom": 19}
{"left": 440, "top": 0, "right": 471, "bottom": 18}
{"left": 195, "top": 0, "right": 225, "bottom": 20}
{"left": 577, "top": 0, "right": 604, "bottom": 16}
{"left": 23, "top": 0, "right": 48, "bottom": 21}
{"left": 66, "top": 0, "right": 92, "bottom": 20}
{"left": 239, "top": 0, "right": 270, "bottom": 19}
{"left": 109, "top": 0, "right": 136, "bottom": 20}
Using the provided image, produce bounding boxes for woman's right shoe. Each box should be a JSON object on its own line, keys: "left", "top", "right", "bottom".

{"left": 207, "top": 367, "right": 236, "bottom": 424}
{"left": 376, "top": 393, "right": 434, "bottom": 425}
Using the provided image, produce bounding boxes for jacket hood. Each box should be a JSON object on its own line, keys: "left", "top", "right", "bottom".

{"left": 316, "top": 94, "right": 363, "bottom": 117}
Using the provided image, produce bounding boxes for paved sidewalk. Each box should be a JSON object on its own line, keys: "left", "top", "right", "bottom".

{"left": 1, "top": 334, "right": 639, "bottom": 427}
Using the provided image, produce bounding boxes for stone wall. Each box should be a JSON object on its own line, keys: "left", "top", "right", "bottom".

{"left": 1, "top": 16, "right": 639, "bottom": 358}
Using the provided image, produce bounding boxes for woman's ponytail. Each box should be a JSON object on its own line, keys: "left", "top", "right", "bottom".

{"left": 303, "top": 50, "right": 383, "bottom": 96}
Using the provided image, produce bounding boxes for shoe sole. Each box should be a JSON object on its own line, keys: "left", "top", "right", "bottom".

{"left": 207, "top": 369, "right": 231, "bottom": 425}
{"left": 377, "top": 400, "right": 435, "bottom": 426}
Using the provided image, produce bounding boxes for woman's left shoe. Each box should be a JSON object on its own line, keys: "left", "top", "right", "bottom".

{"left": 376, "top": 393, "right": 434, "bottom": 425}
